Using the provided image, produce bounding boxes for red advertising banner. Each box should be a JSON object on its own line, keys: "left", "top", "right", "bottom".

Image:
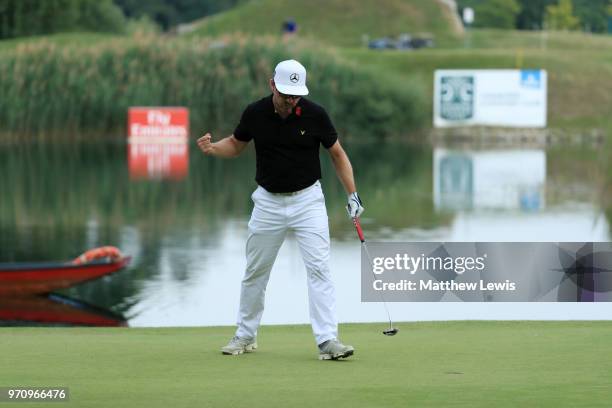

{"left": 127, "top": 107, "right": 189, "bottom": 180}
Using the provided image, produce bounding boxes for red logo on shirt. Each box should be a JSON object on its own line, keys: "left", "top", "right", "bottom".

{"left": 295, "top": 107, "right": 302, "bottom": 116}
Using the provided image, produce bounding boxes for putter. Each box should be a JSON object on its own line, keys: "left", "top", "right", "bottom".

{"left": 351, "top": 216, "right": 399, "bottom": 336}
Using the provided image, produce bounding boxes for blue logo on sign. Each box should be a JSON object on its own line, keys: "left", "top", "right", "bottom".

{"left": 521, "top": 70, "right": 541, "bottom": 89}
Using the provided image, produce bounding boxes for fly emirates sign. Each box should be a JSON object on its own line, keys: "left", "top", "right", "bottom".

{"left": 127, "top": 107, "right": 189, "bottom": 180}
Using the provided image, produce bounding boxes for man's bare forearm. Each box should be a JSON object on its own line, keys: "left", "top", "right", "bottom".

{"left": 197, "top": 134, "right": 246, "bottom": 158}
{"left": 210, "top": 136, "right": 243, "bottom": 158}
{"left": 331, "top": 149, "right": 356, "bottom": 194}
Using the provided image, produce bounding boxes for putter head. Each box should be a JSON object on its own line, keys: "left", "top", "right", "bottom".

{"left": 383, "top": 328, "right": 398, "bottom": 336}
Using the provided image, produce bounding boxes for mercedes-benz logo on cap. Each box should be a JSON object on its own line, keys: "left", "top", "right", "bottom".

{"left": 289, "top": 73, "right": 299, "bottom": 83}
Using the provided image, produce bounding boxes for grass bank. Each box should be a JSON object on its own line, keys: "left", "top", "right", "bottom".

{"left": 2, "top": 321, "right": 611, "bottom": 407}
{"left": 341, "top": 29, "right": 612, "bottom": 131}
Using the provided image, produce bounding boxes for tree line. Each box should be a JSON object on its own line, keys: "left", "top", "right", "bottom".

{"left": 113, "top": 0, "right": 242, "bottom": 31}
{"left": 0, "top": 0, "right": 125, "bottom": 38}
{"left": 457, "top": 0, "right": 612, "bottom": 32}
{"left": 0, "top": 0, "right": 241, "bottom": 39}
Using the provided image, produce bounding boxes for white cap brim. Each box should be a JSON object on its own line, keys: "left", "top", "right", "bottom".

{"left": 275, "top": 83, "right": 309, "bottom": 96}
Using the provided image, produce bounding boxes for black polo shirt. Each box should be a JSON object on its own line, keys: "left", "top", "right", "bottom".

{"left": 233, "top": 95, "right": 338, "bottom": 193}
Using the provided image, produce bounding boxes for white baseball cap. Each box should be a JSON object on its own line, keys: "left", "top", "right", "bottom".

{"left": 273, "top": 59, "right": 309, "bottom": 96}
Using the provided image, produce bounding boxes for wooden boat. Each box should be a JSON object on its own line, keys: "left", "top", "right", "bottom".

{"left": 0, "top": 247, "right": 131, "bottom": 296}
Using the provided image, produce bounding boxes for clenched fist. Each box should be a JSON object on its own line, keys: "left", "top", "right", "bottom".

{"left": 197, "top": 133, "right": 215, "bottom": 155}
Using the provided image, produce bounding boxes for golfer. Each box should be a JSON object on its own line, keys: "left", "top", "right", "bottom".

{"left": 197, "top": 59, "right": 364, "bottom": 360}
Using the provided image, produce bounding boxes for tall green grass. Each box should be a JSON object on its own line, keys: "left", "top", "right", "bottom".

{"left": 0, "top": 35, "right": 426, "bottom": 139}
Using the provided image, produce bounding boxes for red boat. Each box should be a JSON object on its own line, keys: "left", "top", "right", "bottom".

{"left": 0, "top": 248, "right": 131, "bottom": 296}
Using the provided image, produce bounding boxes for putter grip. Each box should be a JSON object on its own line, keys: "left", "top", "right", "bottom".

{"left": 352, "top": 217, "right": 365, "bottom": 242}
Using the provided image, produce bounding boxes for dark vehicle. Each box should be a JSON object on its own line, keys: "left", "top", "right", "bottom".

{"left": 368, "top": 33, "right": 434, "bottom": 50}
{"left": 368, "top": 37, "right": 396, "bottom": 49}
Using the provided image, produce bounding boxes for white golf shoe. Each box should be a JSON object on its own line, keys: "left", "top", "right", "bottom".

{"left": 221, "top": 336, "right": 257, "bottom": 355}
{"left": 318, "top": 339, "right": 355, "bottom": 360}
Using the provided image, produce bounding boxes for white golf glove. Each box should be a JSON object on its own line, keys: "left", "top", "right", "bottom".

{"left": 346, "top": 192, "right": 364, "bottom": 218}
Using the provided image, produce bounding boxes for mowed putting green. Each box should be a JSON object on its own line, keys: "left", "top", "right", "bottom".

{"left": 1, "top": 321, "right": 611, "bottom": 407}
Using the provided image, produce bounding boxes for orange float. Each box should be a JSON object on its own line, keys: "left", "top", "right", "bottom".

{"left": 72, "top": 246, "right": 123, "bottom": 265}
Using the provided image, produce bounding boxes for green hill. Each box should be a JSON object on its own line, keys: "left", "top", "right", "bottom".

{"left": 190, "top": 0, "right": 464, "bottom": 47}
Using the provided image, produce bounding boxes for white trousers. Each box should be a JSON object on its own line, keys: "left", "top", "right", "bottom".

{"left": 235, "top": 181, "right": 338, "bottom": 345}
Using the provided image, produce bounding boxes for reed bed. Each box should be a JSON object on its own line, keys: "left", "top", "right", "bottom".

{"left": 0, "top": 35, "right": 426, "bottom": 139}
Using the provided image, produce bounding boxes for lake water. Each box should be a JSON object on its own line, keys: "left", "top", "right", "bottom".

{"left": 1, "top": 137, "right": 611, "bottom": 327}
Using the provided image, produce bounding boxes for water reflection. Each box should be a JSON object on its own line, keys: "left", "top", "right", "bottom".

{"left": 0, "top": 294, "right": 126, "bottom": 327}
{"left": 128, "top": 139, "right": 189, "bottom": 180}
{"left": 1, "top": 138, "right": 611, "bottom": 327}
{"left": 434, "top": 148, "right": 545, "bottom": 211}
{"left": 433, "top": 146, "right": 608, "bottom": 241}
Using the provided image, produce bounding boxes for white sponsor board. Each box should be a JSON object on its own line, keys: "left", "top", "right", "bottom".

{"left": 434, "top": 69, "right": 547, "bottom": 128}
